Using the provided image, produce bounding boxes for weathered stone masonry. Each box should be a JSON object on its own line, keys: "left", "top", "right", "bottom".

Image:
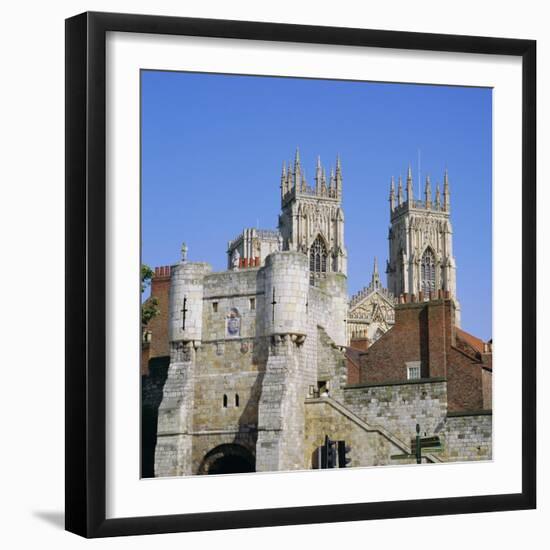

{"left": 144, "top": 151, "right": 492, "bottom": 477}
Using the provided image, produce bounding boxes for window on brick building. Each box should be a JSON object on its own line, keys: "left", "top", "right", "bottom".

{"left": 223, "top": 394, "right": 228, "bottom": 407}
{"left": 235, "top": 394, "right": 239, "bottom": 407}
{"left": 407, "top": 364, "right": 421, "bottom": 380}
{"left": 212, "top": 302, "right": 218, "bottom": 312}
{"left": 249, "top": 298, "right": 255, "bottom": 310}
{"left": 421, "top": 248, "right": 436, "bottom": 295}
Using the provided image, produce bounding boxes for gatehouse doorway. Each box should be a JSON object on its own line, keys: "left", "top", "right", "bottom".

{"left": 199, "top": 444, "right": 255, "bottom": 475}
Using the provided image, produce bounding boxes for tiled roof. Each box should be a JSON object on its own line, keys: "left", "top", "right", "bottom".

{"left": 455, "top": 327, "right": 486, "bottom": 354}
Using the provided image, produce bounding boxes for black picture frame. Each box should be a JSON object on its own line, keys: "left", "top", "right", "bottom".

{"left": 65, "top": 11, "right": 536, "bottom": 538}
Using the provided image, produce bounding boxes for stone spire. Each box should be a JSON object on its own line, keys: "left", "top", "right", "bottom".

{"left": 371, "top": 256, "right": 381, "bottom": 289}
{"left": 321, "top": 167, "right": 328, "bottom": 196}
{"left": 335, "top": 154, "right": 343, "bottom": 198}
{"left": 315, "top": 156, "right": 322, "bottom": 195}
{"left": 398, "top": 175, "right": 404, "bottom": 205}
{"left": 294, "top": 147, "right": 301, "bottom": 191}
{"left": 443, "top": 168, "right": 450, "bottom": 211}
{"left": 406, "top": 164, "right": 413, "bottom": 203}
{"left": 329, "top": 167, "right": 336, "bottom": 197}
{"left": 425, "top": 175, "right": 432, "bottom": 208}
{"left": 281, "top": 161, "right": 287, "bottom": 197}
{"left": 435, "top": 181, "right": 441, "bottom": 208}
{"left": 389, "top": 176, "right": 396, "bottom": 211}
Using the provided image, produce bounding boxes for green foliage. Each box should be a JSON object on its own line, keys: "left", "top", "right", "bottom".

{"left": 142, "top": 297, "right": 160, "bottom": 327}
{"left": 141, "top": 264, "right": 154, "bottom": 293}
{"left": 141, "top": 264, "right": 160, "bottom": 326}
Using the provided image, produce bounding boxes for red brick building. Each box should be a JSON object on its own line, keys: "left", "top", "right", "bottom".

{"left": 355, "top": 293, "right": 492, "bottom": 412}
{"left": 141, "top": 265, "right": 172, "bottom": 375}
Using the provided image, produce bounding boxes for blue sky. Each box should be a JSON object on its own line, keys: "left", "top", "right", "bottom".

{"left": 141, "top": 71, "right": 492, "bottom": 340}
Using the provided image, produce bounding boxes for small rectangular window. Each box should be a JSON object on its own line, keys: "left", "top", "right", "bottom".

{"left": 249, "top": 298, "right": 256, "bottom": 310}
{"left": 212, "top": 302, "right": 218, "bottom": 312}
{"left": 407, "top": 365, "right": 421, "bottom": 380}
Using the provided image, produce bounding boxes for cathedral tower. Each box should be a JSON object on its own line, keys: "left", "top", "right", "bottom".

{"left": 386, "top": 167, "right": 459, "bottom": 323}
{"left": 278, "top": 149, "right": 347, "bottom": 283}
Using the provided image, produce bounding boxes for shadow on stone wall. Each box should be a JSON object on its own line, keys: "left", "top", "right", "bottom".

{"left": 141, "top": 356, "right": 170, "bottom": 478}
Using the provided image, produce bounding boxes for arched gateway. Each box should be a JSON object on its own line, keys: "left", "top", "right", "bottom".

{"left": 199, "top": 444, "right": 255, "bottom": 475}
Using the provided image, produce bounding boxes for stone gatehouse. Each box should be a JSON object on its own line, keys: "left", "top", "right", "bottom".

{"left": 141, "top": 151, "right": 492, "bottom": 477}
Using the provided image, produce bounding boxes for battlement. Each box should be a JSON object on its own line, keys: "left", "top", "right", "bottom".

{"left": 153, "top": 265, "right": 172, "bottom": 279}
{"left": 281, "top": 149, "right": 342, "bottom": 206}
{"left": 389, "top": 167, "right": 451, "bottom": 219}
{"left": 390, "top": 199, "right": 449, "bottom": 221}
{"left": 397, "top": 289, "right": 451, "bottom": 304}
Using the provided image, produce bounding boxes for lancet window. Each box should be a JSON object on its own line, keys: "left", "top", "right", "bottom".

{"left": 309, "top": 236, "right": 328, "bottom": 276}
{"left": 421, "top": 248, "right": 436, "bottom": 295}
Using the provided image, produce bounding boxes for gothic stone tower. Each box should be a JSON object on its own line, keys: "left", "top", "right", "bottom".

{"left": 386, "top": 166, "right": 460, "bottom": 324}
{"left": 278, "top": 150, "right": 347, "bottom": 283}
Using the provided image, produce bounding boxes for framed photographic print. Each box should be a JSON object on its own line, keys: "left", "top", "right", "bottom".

{"left": 65, "top": 11, "right": 536, "bottom": 538}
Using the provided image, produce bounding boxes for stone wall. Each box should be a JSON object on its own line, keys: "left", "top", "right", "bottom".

{"left": 141, "top": 357, "right": 169, "bottom": 477}
{"left": 344, "top": 379, "right": 448, "bottom": 443}
{"left": 304, "top": 399, "right": 405, "bottom": 468}
{"left": 342, "top": 379, "right": 491, "bottom": 464}
{"left": 190, "top": 266, "right": 268, "bottom": 474}
{"left": 154, "top": 346, "right": 198, "bottom": 477}
{"left": 317, "top": 327, "right": 347, "bottom": 402}
{"left": 443, "top": 412, "right": 492, "bottom": 461}
{"left": 256, "top": 336, "right": 308, "bottom": 471}
{"left": 310, "top": 273, "right": 348, "bottom": 347}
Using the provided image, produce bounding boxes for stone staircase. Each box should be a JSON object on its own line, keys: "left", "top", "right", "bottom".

{"left": 306, "top": 395, "right": 443, "bottom": 463}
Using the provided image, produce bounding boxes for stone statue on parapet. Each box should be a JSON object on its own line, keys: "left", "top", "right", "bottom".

{"left": 231, "top": 248, "right": 240, "bottom": 270}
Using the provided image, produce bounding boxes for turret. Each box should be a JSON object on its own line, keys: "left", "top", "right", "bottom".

{"left": 169, "top": 256, "right": 212, "bottom": 350}
{"left": 264, "top": 251, "right": 308, "bottom": 338}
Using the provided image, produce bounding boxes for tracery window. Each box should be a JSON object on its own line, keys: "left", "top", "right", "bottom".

{"left": 309, "top": 235, "right": 328, "bottom": 277}
{"left": 421, "top": 248, "right": 436, "bottom": 295}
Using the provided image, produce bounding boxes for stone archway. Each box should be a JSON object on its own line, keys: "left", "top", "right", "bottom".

{"left": 199, "top": 444, "right": 255, "bottom": 475}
